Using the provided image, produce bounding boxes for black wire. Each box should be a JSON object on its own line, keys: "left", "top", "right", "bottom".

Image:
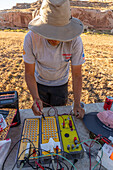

{"left": 62, "top": 151, "right": 75, "bottom": 160}
{"left": 14, "top": 147, "right": 53, "bottom": 169}
{"left": 12, "top": 146, "right": 40, "bottom": 170}
{"left": 15, "top": 146, "right": 74, "bottom": 170}
{"left": 12, "top": 141, "right": 57, "bottom": 169}
{"left": 37, "top": 152, "right": 71, "bottom": 170}
{"left": 42, "top": 167, "right": 52, "bottom": 170}
{"left": 96, "top": 154, "right": 102, "bottom": 170}
{"left": 25, "top": 159, "right": 38, "bottom": 169}
{"left": 71, "top": 159, "right": 78, "bottom": 170}
{"left": 15, "top": 147, "right": 56, "bottom": 170}
{"left": 57, "top": 159, "right": 69, "bottom": 170}
{"left": 44, "top": 157, "right": 70, "bottom": 170}
{"left": 26, "top": 148, "right": 53, "bottom": 170}
{"left": 2, "top": 137, "right": 38, "bottom": 170}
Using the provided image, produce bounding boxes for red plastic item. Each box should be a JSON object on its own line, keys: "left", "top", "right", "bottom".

{"left": 103, "top": 97, "right": 112, "bottom": 110}
{"left": 11, "top": 122, "right": 18, "bottom": 127}
{"left": 56, "top": 145, "right": 59, "bottom": 154}
{"left": 0, "top": 118, "right": 3, "bottom": 123}
{"left": 63, "top": 121, "right": 65, "bottom": 128}
{"left": 33, "top": 149, "right": 36, "bottom": 157}
{"left": 101, "top": 137, "right": 111, "bottom": 144}
{"left": 69, "top": 120, "right": 72, "bottom": 128}
{"left": 74, "top": 137, "right": 77, "bottom": 141}
{"left": 74, "top": 137, "right": 78, "bottom": 144}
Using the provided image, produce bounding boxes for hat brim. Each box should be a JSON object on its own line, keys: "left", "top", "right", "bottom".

{"left": 83, "top": 112, "right": 113, "bottom": 138}
{"left": 28, "top": 17, "right": 83, "bottom": 42}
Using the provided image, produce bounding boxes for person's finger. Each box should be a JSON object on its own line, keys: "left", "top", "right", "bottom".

{"left": 81, "top": 108, "right": 85, "bottom": 118}
{"left": 76, "top": 112, "right": 81, "bottom": 119}
{"left": 36, "top": 99, "right": 43, "bottom": 111}
{"left": 75, "top": 111, "right": 79, "bottom": 117}
{"left": 80, "top": 110, "right": 85, "bottom": 119}
{"left": 75, "top": 108, "right": 85, "bottom": 119}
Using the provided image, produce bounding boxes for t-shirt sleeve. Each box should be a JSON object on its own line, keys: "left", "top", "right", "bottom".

{"left": 71, "top": 36, "right": 85, "bottom": 65}
{"left": 23, "top": 32, "right": 35, "bottom": 64}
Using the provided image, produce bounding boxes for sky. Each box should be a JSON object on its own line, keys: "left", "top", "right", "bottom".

{"left": 0, "top": 0, "right": 36, "bottom": 10}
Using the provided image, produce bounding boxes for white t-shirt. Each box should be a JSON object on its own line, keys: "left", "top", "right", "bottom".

{"left": 23, "top": 31, "right": 85, "bottom": 86}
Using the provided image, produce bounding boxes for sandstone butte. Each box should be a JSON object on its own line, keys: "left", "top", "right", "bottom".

{"left": 0, "top": 0, "right": 113, "bottom": 31}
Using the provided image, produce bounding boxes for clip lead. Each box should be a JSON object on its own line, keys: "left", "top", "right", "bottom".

{"left": 42, "top": 113, "right": 46, "bottom": 120}
{"left": 36, "top": 101, "right": 46, "bottom": 120}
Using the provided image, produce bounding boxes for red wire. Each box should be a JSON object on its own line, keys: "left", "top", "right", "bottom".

{"left": 60, "top": 115, "right": 65, "bottom": 128}
{"left": 89, "top": 135, "right": 101, "bottom": 170}
{"left": 42, "top": 100, "right": 58, "bottom": 116}
{"left": 56, "top": 146, "right": 59, "bottom": 170}
{"left": 40, "top": 99, "right": 73, "bottom": 117}
{"left": 35, "top": 160, "right": 44, "bottom": 170}
{"left": 89, "top": 144, "right": 91, "bottom": 170}
{"left": 57, "top": 155, "right": 58, "bottom": 170}
{"left": 83, "top": 135, "right": 101, "bottom": 170}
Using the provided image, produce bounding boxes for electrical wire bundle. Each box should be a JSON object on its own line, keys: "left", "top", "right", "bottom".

{"left": 2, "top": 136, "right": 103, "bottom": 170}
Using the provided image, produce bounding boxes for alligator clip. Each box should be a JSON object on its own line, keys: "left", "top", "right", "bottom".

{"left": 36, "top": 101, "right": 46, "bottom": 120}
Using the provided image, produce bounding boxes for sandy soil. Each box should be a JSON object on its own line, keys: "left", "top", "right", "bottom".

{"left": 0, "top": 31, "right": 113, "bottom": 109}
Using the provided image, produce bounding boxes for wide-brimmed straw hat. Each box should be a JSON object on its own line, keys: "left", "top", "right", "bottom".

{"left": 28, "top": 0, "right": 84, "bottom": 41}
{"left": 83, "top": 111, "right": 113, "bottom": 138}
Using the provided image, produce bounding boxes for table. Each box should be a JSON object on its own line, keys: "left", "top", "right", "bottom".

{"left": 2, "top": 102, "right": 113, "bottom": 170}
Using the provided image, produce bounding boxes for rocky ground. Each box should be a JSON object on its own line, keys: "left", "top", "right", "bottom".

{"left": 0, "top": 31, "right": 113, "bottom": 109}
{"left": 1, "top": 0, "right": 113, "bottom": 12}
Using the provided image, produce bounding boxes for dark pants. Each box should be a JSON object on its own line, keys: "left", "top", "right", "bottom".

{"left": 37, "top": 82, "right": 68, "bottom": 107}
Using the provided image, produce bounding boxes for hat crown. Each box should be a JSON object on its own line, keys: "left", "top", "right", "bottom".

{"left": 40, "top": 0, "right": 71, "bottom": 26}
{"left": 28, "top": 0, "right": 83, "bottom": 41}
{"left": 97, "top": 111, "right": 113, "bottom": 128}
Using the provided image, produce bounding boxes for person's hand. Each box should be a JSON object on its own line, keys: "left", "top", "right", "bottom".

{"left": 32, "top": 98, "right": 43, "bottom": 116}
{"left": 74, "top": 103, "right": 85, "bottom": 119}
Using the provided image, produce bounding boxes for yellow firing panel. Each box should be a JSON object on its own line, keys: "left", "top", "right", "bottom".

{"left": 58, "top": 115, "right": 83, "bottom": 153}
{"left": 18, "top": 118, "right": 39, "bottom": 160}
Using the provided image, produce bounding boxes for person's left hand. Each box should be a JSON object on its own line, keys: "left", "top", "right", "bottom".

{"left": 74, "top": 103, "right": 85, "bottom": 119}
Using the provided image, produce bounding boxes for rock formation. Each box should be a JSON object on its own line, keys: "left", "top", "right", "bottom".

{"left": 71, "top": 8, "right": 113, "bottom": 30}
{"left": 0, "top": 0, "right": 113, "bottom": 31}
{"left": 0, "top": 11, "right": 32, "bottom": 28}
{"left": 12, "top": 3, "right": 31, "bottom": 10}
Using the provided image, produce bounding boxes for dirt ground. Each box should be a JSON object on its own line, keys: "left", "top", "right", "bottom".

{"left": 0, "top": 31, "right": 113, "bottom": 109}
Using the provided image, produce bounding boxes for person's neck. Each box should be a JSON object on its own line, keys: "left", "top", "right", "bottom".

{"left": 47, "top": 39, "right": 61, "bottom": 46}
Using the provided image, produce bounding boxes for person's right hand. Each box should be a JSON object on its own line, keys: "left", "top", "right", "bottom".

{"left": 32, "top": 98, "right": 43, "bottom": 116}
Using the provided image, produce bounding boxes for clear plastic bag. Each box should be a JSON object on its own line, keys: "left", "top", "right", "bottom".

{"left": 0, "top": 139, "right": 11, "bottom": 169}
{"left": 0, "top": 114, "right": 7, "bottom": 132}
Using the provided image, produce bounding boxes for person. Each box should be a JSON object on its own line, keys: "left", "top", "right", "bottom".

{"left": 23, "top": 0, "right": 85, "bottom": 119}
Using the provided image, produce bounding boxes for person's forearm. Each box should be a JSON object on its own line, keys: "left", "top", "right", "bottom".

{"left": 72, "top": 75, "right": 82, "bottom": 106}
{"left": 71, "top": 65, "right": 84, "bottom": 118}
{"left": 25, "top": 74, "right": 40, "bottom": 101}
